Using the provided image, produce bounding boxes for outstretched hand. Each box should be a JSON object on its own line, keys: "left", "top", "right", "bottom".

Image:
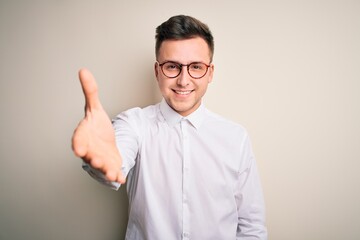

{"left": 72, "top": 68, "right": 125, "bottom": 184}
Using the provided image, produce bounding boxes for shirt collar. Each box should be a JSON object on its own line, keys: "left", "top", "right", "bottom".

{"left": 159, "top": 99, "right": 205, "bottom": 129}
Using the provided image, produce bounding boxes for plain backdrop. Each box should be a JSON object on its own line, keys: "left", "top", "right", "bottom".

{"left": 0, "top": 0, "right": 359, "bottom": 239}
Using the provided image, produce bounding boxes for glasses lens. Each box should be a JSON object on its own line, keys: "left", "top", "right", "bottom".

{"left": 188, "top": 63, "right": 208, "bottom": 78}
{"left": 160, "top": 62, "right": 209, "bottom": 79}
{"left": 162, "top": 62, "right": 181, "bottom": 78}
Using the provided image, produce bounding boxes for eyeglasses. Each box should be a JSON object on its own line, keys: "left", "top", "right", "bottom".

{"left": 157, "top": 61, "right": 211, "bottom": 79}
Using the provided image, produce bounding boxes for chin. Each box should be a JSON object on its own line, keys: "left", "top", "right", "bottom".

{"left": 173, "top": 103, "right": 198, "bottom": 116}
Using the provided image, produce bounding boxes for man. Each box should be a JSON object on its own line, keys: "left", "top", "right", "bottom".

{"left": 72, "top": 15, "right": 267, "bottom": 239}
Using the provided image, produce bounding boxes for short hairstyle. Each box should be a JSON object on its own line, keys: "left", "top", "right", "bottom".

{"left": 155, "top": 15, "right": 214, "bottom": 61}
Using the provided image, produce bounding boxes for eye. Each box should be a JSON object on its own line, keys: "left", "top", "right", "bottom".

{"left": 190, "top": 63, "right": 205, "bottom": 71}
{"left": 164, "top": 62, "right": 180, "bottom": 71}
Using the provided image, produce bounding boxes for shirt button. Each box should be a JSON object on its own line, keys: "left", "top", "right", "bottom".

{"left": 182, "top": 233, "right": 190, "bottom": 239}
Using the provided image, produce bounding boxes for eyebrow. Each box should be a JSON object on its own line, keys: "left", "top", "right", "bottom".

{"left": 159, "top": 60, "right": 209, "bottom": 65}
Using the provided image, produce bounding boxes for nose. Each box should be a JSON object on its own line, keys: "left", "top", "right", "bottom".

{"left": 176, "top": 66, "right": 190, "bottom": 87}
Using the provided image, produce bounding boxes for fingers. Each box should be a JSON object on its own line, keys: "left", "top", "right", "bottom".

{"left": 78, "top": 68, "right": 102, "bottom": 110}
{"left": 73, "top": 138, "right": 126, "bottom": 184}
{"left": 72, "top": 139, "right": 126, "bottom": 184}
{"left": 103, "top": 155, "right": 126, "bottom": 184}
{"left": 93, "top": 158, "right": 126, "bottom": 184}
{"left": 106, "top": 169, "right": 126, "bottom": 184}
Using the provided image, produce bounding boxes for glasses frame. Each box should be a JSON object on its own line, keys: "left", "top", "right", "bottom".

{"left": 157, "top": 61, "right": 211, "bottom": 79}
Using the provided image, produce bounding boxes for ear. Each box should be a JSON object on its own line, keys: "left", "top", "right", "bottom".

{"left": 207, "top": 64, "right": 214, "bottom": 83}
{"left": 154, "top": 62, "right": 159, "bottom": 80}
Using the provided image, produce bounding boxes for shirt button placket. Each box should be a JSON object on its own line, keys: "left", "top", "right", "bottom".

{"left": 180, "top": 119, "right": 190, "bottom": 239}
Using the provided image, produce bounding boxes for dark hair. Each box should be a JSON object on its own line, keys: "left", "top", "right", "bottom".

{"left": 155, "top": 15, "right": 214, "bottom": 61}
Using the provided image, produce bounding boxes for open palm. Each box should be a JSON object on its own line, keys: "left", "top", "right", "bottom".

{"left": 72, "top": 69, "right": 125, "bottom": 184}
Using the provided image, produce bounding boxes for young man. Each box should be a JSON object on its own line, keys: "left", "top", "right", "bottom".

{"left": 72, "top": 15, "right": 267, "bottom": 239}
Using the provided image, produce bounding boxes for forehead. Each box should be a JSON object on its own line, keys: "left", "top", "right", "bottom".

{"left": 158, "top": 37, "right": 211, "bottom": 63}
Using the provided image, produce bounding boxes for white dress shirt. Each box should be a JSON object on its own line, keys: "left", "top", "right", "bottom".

{"left": 83, "top": 99, "right": 267, "bottom": 240}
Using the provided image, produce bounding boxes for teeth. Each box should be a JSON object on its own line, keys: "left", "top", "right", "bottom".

{"left": 175, "top": 90, "right": 192, "bottom": 95}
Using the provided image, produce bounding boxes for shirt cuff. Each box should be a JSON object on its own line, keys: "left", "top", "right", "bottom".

{"left": 82, "top": 162, "right": 121, "bottom": 191}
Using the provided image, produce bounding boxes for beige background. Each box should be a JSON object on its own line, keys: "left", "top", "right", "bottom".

{"left": 1, "top": 0, "right": 359, "bottom": 239}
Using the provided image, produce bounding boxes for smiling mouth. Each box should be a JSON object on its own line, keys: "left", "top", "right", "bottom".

{"left": 173, "top": 90, "right": 193, "bottom": 95}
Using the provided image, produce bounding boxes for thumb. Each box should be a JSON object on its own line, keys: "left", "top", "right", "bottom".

{"left": 78, "top": 68, "right": 102, "bottom": 110}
